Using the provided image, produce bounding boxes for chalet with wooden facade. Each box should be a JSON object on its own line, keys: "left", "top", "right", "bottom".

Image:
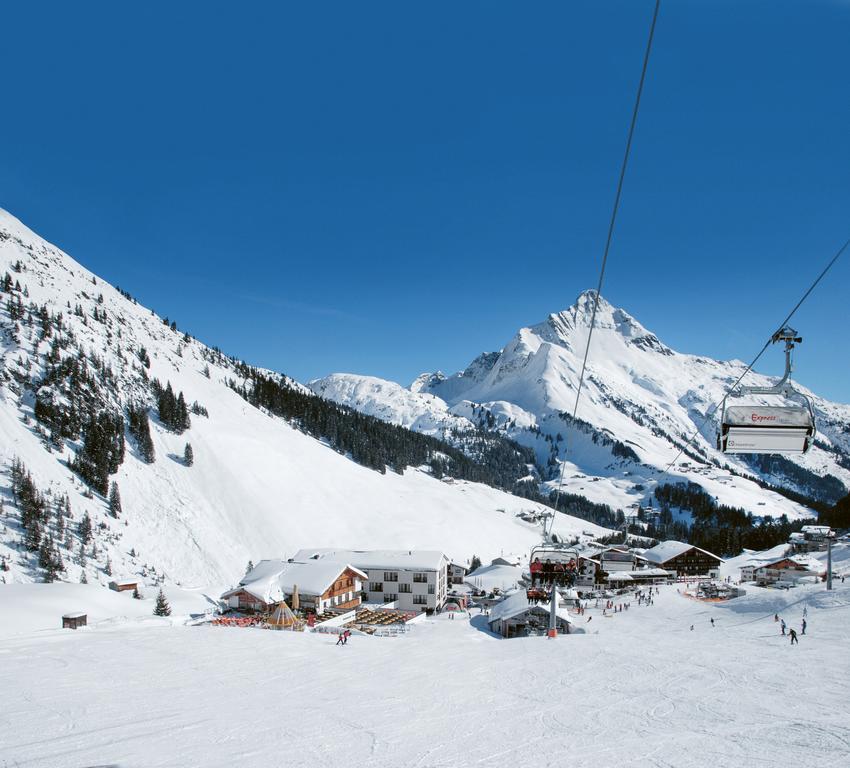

{"left": 641, "top": 541, "right": 722, "bottom": 576}
{"left": 221, "top": 559, "right": 367, "bottom": 614}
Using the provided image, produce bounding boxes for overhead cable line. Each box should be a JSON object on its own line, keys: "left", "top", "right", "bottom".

{"left": 659, "top": 233, "right": 850, "bottom": 478}
{"left": 547, "top": 0, "right": 661, "bottom": 537}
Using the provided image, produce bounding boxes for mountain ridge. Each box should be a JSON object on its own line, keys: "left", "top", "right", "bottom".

{"left": 0, "top": 208, "right": 609, "bottom": 589}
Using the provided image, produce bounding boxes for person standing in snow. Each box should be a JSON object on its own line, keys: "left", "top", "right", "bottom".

{"left": 803, "top": 606, "right": 808, "bottom": 618}
{"left": 801, "top": 618, "right": 807, "bottom": 635}
{"left": 336, "top": 632, "right": 345, "bottom": 645}
{"left": 780, "top": 619, "right": 786, "bottom": 635}
{"left": 789, "top": 628, "right": 798, "bottom": 645}
{"left": 774, "top": 613, "right": 779, "bottom": 622}
{"left": 710, "top": 618, "right": 715, "bottom": 627}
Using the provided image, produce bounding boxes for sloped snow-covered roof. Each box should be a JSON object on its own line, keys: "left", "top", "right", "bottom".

{"left": 642, "top": 541, "right": 722, "bottom": 565}
{"left": 292, "top": 548, "right": 448, "bottom": 572}
{"left": 465, "top": 563, "right": 522, "bottom": 591}
{"left": 487, "top": 590, "right": 572, "bottom": 625}
{"left": 487, "top": 590, "right": 530, "bottom": 623}
{"left": 606, "top": 568, "right": 670, "bottom": 579}
{"left": 800, "top": 525, "right": 832, "bottom": 535}
{"left": 222, "top": 559, "right": 367, "bottom": 603}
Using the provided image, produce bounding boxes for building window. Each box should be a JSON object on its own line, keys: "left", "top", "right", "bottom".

{"left": 369, "top": 582, "right": 383, "bottom": 592}
{"left": 384, "top": 572, "right": 398, "bottom": 582}
{"left": 399, "top": 583, "right": 411, "bottom": 593}
{"left": 427, "top": 584, "right": 435, "bottom": 594}
{"left": 412, "top": 594, "right": 428, "bottom": 605}
{"left": 412, "top": 572, "right": 428, "bottom": 583}
{"left": 383, "top": 594, "right": 397, "bottom": 603}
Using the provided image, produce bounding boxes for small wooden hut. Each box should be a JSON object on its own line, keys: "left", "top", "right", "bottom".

{"left": 62, "top": 612, "right": 87, "bottom": 629}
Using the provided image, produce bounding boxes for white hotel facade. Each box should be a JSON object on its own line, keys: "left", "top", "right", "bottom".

{"left": 292, "top": 549, "right": 450, "bottom": 612}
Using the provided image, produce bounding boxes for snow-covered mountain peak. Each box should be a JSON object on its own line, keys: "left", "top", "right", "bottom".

{"left": 534, "top": 291, "right": 668, "bottom": 356}
{"left": 314, "top": 291, "right": 850, "bottom": 520}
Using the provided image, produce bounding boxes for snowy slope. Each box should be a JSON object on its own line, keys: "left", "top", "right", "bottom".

{"left": 313, "top": 292, "right": 850, "bottom": 519}
{"left": 3, "top": 570, "right": 850, "bottom": 767}
{"left": 0, "top": 208, "right": 608, "bottom": 588}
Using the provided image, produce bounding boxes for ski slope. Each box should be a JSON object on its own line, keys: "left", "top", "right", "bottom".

{"left": 2, "top": 574, "right": 849, "bottom": 767}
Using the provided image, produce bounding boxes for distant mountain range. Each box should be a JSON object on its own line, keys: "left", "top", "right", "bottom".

{"left": 310, "top": 291, "right": 850, "bottom": 517}
{"left": 2, "top": 208, "right": 847, "bottom": 591}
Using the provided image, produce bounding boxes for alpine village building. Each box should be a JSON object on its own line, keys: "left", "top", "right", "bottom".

{"left": 221, "top": 559, "right": 367, "bottom": 614}
{"left": 293, "top": 549, "right": 450, "bottom": 613}
{"left": 641, "top": 541, "right": 723, "bottom": 577}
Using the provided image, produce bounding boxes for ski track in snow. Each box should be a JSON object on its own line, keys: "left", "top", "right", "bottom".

{"left": 2, "top": 578, "right": 850, "bottom": 767}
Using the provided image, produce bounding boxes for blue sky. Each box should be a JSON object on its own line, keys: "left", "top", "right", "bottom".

{"left": 2, "top": 1, "right": 849, "bottom": 401}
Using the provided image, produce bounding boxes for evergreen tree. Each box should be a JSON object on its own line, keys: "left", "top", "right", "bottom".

{"left": 153, "top": 589, "right": 172, "bottom": 616}
{"left": 108, "top": 482, "right": 122, "bottom": 518}
{"left": 80, "top": 570, "right": 88, "bottom": 584}
{"left": 78, "top": 511, "right": 93, "bottom": 546}
{"left": 104, "top": 557, "right": 113, "bottom": 576}
{"left": 183, "top": 443, "right": 193, "bottom": 467}
{"left": 71, "top": 411, "right": 125, "bottom": 495}
{"left": 470, "top": 555, "right": 482, "bottom": 572}
{"left": 127, "top": 404, "right": 155, "bottom": 463}
{"left": 39, "top": 535, "right": 59, "bottom": 581}
{"left": 132, "top": 585, "right": 142, "bottom": 599}
{"left": 176, "top": 392, "right": 190, "bottom": 431}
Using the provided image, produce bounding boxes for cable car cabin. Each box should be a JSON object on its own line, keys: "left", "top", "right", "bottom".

{"left": 718, "top": 405, "right": 814, "bottom": 454}
{"left": 529, "top": 546, "right": 579, "bottom": 587}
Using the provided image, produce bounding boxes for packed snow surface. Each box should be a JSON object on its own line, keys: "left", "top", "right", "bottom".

{"left": 2, "top": 571, "right": 850, "bottom": 767}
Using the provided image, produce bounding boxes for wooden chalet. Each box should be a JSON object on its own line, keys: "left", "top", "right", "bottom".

{"left": 641, "top": 541, "right": 722, "bottom": 576}
{"left": 221, "top": 559, "right": 367, "bottom": 615}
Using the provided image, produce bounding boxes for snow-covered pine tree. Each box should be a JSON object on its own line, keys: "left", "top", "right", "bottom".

{"left": 184, "top": 443, "right": 193, "bottom": 467}
{"left": 127, "top": 404, "right": 155, "bottom": 463}
{"left": 153, "top": 589, "right": 172, "bottom": 616}
{"left": 79, "top": 511, "right": 93, "bottom": 546}
{"left": 108, "top": 482, "right": 122, "bottom": 518}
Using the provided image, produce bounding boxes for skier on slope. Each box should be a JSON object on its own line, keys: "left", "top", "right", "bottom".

{"left": 789, "top": 628, "right": 798, "bottom": 645}
{"left": 710, "top": 618, "right": 715, "bottom": 627}
{"left": 801, "top": 618, "right": 807, "bottom": 635}
{"left": 780, "top": 619, "right": 786, "bottom": 635}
